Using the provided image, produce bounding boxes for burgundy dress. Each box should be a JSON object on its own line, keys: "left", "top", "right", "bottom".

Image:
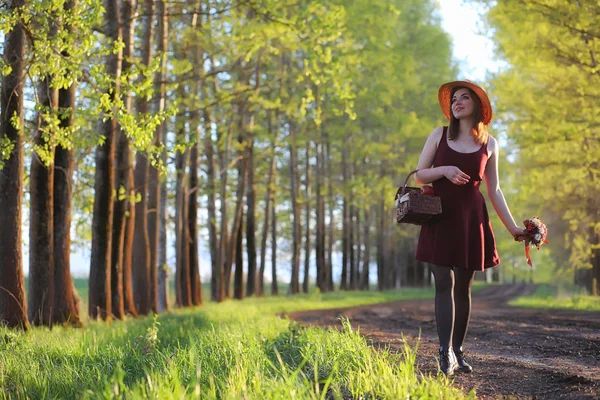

{"left": 416, "top": 127, "right": 500, "bottom": 271}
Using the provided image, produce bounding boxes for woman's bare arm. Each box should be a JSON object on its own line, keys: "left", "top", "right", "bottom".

{"left": 483, "top": 136, "right": 524, "bottom": 239}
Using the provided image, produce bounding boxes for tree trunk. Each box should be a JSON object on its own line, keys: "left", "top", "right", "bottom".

{"left": 393, "top": 241, "right": 400, "bottom": 289}
{"left": 203, "top": 106, "right": 219, "bottom": 302}
{"left": 226, "top": 146, "right": 247, "bottom": 298}
{"left": 28, "top": 78, "right": 57, "bottom": 326}
{"left": 179, "top": 183, "right": 192, "bottom": 308}
{"left": 350, "top": 205, "right": 360, "bottom": 290}
{"left": 388, "top": 217, "right": 397, "bottom": 289}
{"left": 376, "top": 195, "right": 385, "bottom": 291}
{"left": 258, "top": 154, "right": 276, "bottom": 297}
{"left": 233, "top": 205, "right": 244, "bottom": 300}
{"left": 52, "top": 0, "right": 82, "bottom": 326}
{"left": 405, "top": 240, "right": 414, "bottom": 286}
{"left": 175, "top": 108, "right": 191, "bottom": 307}
{"left": 53, "top": 65, "right": 82, "bottom": 326}
{"left": 349, "top": 204, "right": 357, "bottom": 289}
{"left": 361, "top": 205, "right": 371, "bottom": 290}
{"left": 182, "top": 182, "right": 193, "bottom": 306}
{"left": 158, "top": 159, "right": 169, "bottom": 311}
{"left": 216, "top": 111, "right": 232, "bottom": 302}
{"left": 258, "top": 114, "right": 276, "bottom": 297}
{"left": 356, "top": 206, "right": 362, "bottom": 289}
{"left": 315, "top": 123, "right": 327, "bottom": 292}
{"left": 132, "top": 149, "right": 150, "bottom": 314}
{"left": 341, "top": 146, "right": 349, "bottom": 290}
{"left": 592, "top": 242, "right": 600, "bottom": 296}
{"left": 131, "top": 0, "right": 154, "bottom": 315}
{"left": 122, "top": 185, "right": 137, "bottom": 317}
{"left": 232, "top": 63, "right": 257, "bottom": 303}
{"left": 303, "top": 138, "right": 311, "bottom": 293}
{"left": 325, "top": 137, "right": 334, "bottom": 291}
{"left": 592, "top": 204, "right": 600, "bottom": 294}
{"left": 89, "top": 0, "right": 122, "bottom": 321}
{"left": 114, "top": 0, "right": 137, "bottom": 319}
{"left": 271, "top": 195, "right": 279, "bottom": 296}
{"left": 156, "top": 0, "right": 170, "bottom": 312}
{"left": 186, "top": 2, "right": 202, "bottom": 307}
{"left": 246, "top": 140, "right": 258, "bottom": 297}
{"left": 288, "top": 122, "right": 301, "bottom": 294}
{"left": 146, "top": 0, "right": 167, "bottom": 314}
{"left": 188, "top": 133, "right": 203, "bottom": 305}
{"left": 217, "top": 164, "right": 228, "bottom": 301}
{"left": 204, "top": 5, "right": 227, "bottom": 303}
{"left": 245, "top": 58, "right": 260, "bottom": 297}
{"left": 0, "top": 0, "right": 29, "bottom": 329}
{"left": 110, "top": 138, "right": 125, "bottom": 320}
{"left": 111, "top": 4, "right": 132, "bottom": 320}
{"left": 224, "top": 109, "right": 249, "bottom": 298}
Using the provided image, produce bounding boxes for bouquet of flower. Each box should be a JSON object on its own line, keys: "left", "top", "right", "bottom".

{"left": 516, "top": 217, "right": 548, "bottom": 267}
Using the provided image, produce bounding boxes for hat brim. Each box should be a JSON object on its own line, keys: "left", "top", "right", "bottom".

{"left": 438, "top": 80, "right": 493, "bottom": 125}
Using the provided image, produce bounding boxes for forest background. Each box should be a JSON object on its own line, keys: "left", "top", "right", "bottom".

{"left": 0, "top": 0, "right": 598, "bottom": 329}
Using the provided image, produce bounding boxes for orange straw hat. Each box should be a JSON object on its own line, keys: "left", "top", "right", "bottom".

{"left": 438, "top": 80, "right": 493, "bottom": 125}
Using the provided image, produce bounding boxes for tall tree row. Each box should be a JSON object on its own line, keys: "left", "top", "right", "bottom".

{"left": 1, "top": 0, "right": 472, "bottom": 329}
{"left": 474, "top": 0, "right": 600, "bottom": 293}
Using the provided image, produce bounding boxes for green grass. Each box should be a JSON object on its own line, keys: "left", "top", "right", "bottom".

{"left": 508, "top": 284, "right": 600, "bottom": 311}
{"left": 67, "top": 279, "right": 436, "bottom": 320}
{"left": 0, "top": 288, "right": 473, "bottom": 399}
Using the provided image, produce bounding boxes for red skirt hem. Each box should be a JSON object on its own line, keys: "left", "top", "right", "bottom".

{"left": 415, "top": 256, "right": 501, "bottom": 272}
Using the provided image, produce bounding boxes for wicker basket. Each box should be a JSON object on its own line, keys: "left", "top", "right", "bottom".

{"left": 395, "top": 170, "right": 442, "bottom": 225}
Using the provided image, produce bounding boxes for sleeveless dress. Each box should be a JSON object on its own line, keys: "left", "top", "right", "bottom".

{"left": 416, "top": 127, "right": 500, "bottom": 271}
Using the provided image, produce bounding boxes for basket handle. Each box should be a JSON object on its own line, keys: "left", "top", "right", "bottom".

{"left": 395, "top": 169, "right": 420, "bottom": 201}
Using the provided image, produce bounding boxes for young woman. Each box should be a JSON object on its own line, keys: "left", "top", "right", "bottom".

{"left": 414, "top": 80, "right": 525, "bottom": 376}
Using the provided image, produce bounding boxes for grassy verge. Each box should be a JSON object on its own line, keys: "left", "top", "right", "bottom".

{"left": 508, "top": 284, "right": 600, "bottom": 311}
{"left": 0, "top": 289, "right": 473, "bottom": 399}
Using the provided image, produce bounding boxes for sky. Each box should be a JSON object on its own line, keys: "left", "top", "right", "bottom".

{"left": 437, "top": 0, "right": 500, "bottom": 82}
{"left": 22, "top": 0, "right": 501, "bottom": 279}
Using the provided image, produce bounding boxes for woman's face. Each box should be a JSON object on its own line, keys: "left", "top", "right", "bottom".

{"left": 451, "top": 88, "right": 474, "bottom": 120}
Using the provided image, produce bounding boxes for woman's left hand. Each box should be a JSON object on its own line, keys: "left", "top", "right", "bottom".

{"left": 509, "top": 226, "right": 526, "bottom": 242}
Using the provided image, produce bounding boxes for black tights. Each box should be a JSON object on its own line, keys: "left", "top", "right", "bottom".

{"left": 430, "top": 264, "right": 475, "bottom": 349}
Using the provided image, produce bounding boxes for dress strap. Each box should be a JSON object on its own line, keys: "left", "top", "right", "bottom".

{"left": 480, "top": 139, "right": 487, "bottom": 153}
{"left": 440, "top": 126, "right": 448, "bottom": 148}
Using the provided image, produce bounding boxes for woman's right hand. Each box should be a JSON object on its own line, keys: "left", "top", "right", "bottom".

{"left": 444, "top": 166, "right": 470, "bottom": 185}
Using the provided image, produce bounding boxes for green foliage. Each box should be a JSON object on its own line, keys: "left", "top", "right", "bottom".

{"left": 331, "top": 0, "right": 456, "bottom": 207}
{"left": 473, "top": 0, "right": 600, "bottom": 278}
{"left": 0, "top": 134, "right": 16, "bottom": 170}
{"left": 0, "top": 290, "right": 470, "bottom": 399}
{"left": 4, "top": 0, "right": 460, "bottom": 290}
{"left": 0, "top": 0, "right": 174, "bottom": 171}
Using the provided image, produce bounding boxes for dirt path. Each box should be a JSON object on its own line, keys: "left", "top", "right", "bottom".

{"left": 289, "top": 284, "right": 600, "bottom": 399}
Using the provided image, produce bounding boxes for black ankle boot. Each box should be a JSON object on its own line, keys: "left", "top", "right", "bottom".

{"left": 438, "top": 346, "right": 458, "bottom": 376}
{"left": 453, "top": 346, "right": 473, "bottom": 373}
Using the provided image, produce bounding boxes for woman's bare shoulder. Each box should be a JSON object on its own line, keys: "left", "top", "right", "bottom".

{"left": 429, "top": 126, "right": 445, "bottom": 145}
{"left": 486, "top": 135, "right": 498, "bottom": 156}
{"left": 431, "top": 126, "right": 445, "bottom": 138}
